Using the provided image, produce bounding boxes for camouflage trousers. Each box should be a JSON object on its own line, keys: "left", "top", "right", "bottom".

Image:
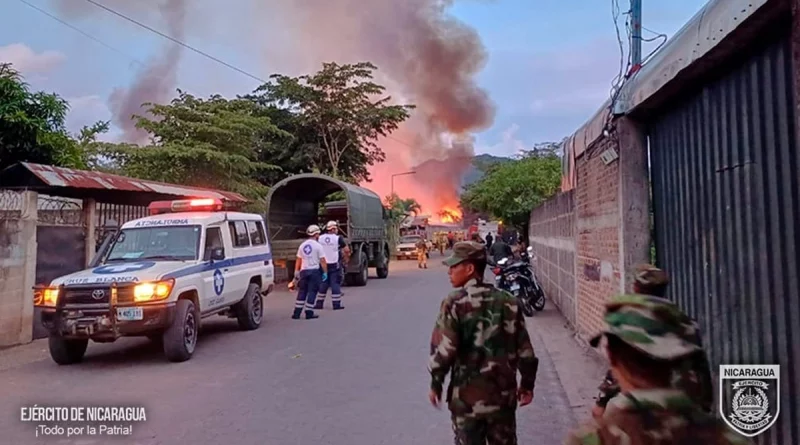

{"left": 452, "top": 412, "right": 517, "bottom": 445}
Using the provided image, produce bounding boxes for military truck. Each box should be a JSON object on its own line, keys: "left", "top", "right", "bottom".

{"left": 265, "top": 173, "right": 391, "bottom": 286}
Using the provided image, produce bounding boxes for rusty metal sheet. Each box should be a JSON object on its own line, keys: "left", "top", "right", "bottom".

{"left": 20, "top": 163, "right": 247, "bottom": 202}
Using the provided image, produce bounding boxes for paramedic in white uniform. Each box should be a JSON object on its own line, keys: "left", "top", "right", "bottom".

{"left": 315, "top": 220, "right": 349, "bottom": 310}
{"left": 292, "top": 225, "right": 328, "bottom": 319}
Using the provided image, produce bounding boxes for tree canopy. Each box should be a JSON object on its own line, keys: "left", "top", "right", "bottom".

{"left": 88, "top": 91, "right": 286, "bottom": 204}
{"left": 250, "top": 62, "right": 414, "bottom": 181}
{"left": 0, "top": 63, "right": 84, "bottom": 171}
{"left": 460, "top": 146, "right": 562, "bottom": 232}
{"left": 384, "top": 193, "right": 422, "bottom": 225}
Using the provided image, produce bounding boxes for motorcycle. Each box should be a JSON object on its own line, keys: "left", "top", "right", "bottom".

{"left": 491, "top": 246, "right": 546, "bottom": 316}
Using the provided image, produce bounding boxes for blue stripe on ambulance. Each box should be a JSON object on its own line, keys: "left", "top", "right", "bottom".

{"left": 162, "top": 253, "right": 273, "bottom": 280}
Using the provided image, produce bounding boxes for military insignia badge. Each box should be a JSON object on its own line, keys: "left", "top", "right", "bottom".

{"left": 719, "top": 364, "right": 780, "bottom": 438}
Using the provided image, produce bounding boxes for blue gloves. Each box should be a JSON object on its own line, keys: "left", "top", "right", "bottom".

{"left": 322, "top": 272, "right": 328, "bottom": 282}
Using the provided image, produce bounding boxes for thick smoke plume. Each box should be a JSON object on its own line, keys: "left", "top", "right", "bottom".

{"left": 52, "top": 0, "right": 186, "bottom": 144}
{"left": 256, "top": 0, "right": 495, "bottom": 217}
{"left": 53, "top": 0, "right": 492, "bottom": 217}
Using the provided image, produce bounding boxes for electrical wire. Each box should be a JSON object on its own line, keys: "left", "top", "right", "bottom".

{"left": 16, "top": 0, "right": 145, "bottom": 68}
{"left": 82, "top": 0, "right": 267, "bottom": 84}
{"left": 15, "top": 0, "right": 437, "bottom": 152}
{"left": 83, "top": 0, "right": 424, "bottom": 150}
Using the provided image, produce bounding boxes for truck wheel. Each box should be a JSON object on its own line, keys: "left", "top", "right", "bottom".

{"left": 376, "top": 253, "right": 389, "bottom": 279}
{"left": 163, "top": 299, "right": 198, "bottom": 362}
{"left": 352, "top": 255, "right": 369, "bottom": 286}
{"left": 234, "top": 283, "right": 263, "bottom": 331}
{"left": 48, "top": 336, "right": 88, "bottom": 365}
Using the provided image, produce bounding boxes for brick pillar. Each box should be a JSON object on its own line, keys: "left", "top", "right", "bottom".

{"left": 616, "top": 117, "right": 651, "bottom": 293}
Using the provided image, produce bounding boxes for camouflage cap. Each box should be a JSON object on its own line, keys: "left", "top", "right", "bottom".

{"left": 634, "top": 264, "right": 669, "bottom": 287}
{"left": 589, "top": 294, "right": 701, "bottom": 360}
{"left": 442, "top": 241, "right": 486, "bottom": 267}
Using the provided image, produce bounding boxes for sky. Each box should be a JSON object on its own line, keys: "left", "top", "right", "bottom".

{"left": 0, "top": 0, "right": 707, "bottom": 159}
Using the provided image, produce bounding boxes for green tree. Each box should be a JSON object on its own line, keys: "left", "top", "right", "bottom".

{"left": 250, "top": 61, "right": 415, "bottom": 181}
{"left": 0, "top": 63, "right": 84, "bottom": 171}
{"left": 252, "top": 106, "right": 373, "bottom": 184}
{"left": 460, "top": 150, "right": 562, "bottom": 234}
{"left": 90, "top": 91, "right": 287, "bottom": 206}
{"left": 384, "top": 193, "right": 422, "bottom": 224}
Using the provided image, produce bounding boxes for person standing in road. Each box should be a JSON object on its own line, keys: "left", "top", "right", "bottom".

{"left": 592, "top": 264, "right": 713, "bottom": 420}
{"left": 315, "top": 221, "right": 349, "bottom": 311}
{"left": 291, "top": 225, "right": 328, "bottom": 320}
{"left": 429, "top": 241, "right": 539, "bottom": 445}
{"left": 565, "top": 294, "right": 750, "bottom": 445}
{"left": 416, "top": 236, "right": 429, "bottom": 269}
{"left": 485, "top": 232, "right": 494, "bottom": 249}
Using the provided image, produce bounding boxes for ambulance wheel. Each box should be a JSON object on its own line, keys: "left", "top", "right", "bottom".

{"left": 163, "top": 299, "right": 197, "bottom": 363}
{"left": 235, "top": 283, "right": 263, "bottom": 331}
{"left": 48, "top": 336, "right": 88, "bottom": 365}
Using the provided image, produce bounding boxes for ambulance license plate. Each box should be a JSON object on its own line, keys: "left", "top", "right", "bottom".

{"left": 117, "top": 307, "right": 143, "bottom": 321}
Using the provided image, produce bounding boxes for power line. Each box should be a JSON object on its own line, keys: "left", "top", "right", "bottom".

{"left": 83, "top": 0, "right": 266, "bottom": 84}
{"left": 18, "top": 0, "right": 422, "bottom": 150}
{"left": 16, "top": 0, "right": 145, "bottom": 68}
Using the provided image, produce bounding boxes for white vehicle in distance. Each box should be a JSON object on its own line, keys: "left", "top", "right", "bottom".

{"left": 34, "top": 198, "right": 275, "bottom": 364}
{"left": 395, "top": 234, "right": 423, "bottom": 260}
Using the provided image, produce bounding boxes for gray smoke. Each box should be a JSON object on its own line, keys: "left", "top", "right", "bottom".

{"left": 52, "top": 0, "right": 186, "bottom": 144}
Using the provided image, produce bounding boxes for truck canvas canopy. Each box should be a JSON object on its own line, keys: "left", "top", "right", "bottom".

{"left": 265, "top": 173, "right": 384, "bottom": 241}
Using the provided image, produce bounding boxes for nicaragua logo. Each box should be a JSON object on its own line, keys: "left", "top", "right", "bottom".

{"left": 719, "top": 364, "right": 780, "bottom": 438}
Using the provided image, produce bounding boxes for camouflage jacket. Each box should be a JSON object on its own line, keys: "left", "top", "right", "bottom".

{"left": 567, "top": 389, "right": 752, "bottom": 445}
{"left": 428, "top": 279, "right": 539, "bottom": 418}
{"left": 596, "top": 351, "right": 714, "bottom": 412}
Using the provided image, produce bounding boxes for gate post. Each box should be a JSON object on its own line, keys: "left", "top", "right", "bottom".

{"left": 0, "top": 191, "right": 38, "bottom": 346}
{"left": 83, "top": 198, "right": 97, "bottom": 267}
{"left": 616, "top": 117, "right": 651, "bottom": 293}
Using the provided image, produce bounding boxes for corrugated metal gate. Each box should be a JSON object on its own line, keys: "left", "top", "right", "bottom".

{"left": 649, "top": 31, "right": 799, "bottom": 444}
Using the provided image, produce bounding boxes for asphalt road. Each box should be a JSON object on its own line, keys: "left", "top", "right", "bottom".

{"left": 0, "top": 257, "right": 577, "bottom": 445}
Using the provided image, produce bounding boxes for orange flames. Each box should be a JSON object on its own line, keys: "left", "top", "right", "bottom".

{"left": 435, "top": 206, "right": 462, "bottom": 224}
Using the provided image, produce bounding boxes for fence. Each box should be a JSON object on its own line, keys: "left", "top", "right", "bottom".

{"left": 528, "top": 191, "right": 576, "bottom": 327}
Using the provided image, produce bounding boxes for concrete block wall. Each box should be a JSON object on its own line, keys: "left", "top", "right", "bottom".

{"left": 0, "top": 191, "right": 37, "bottom": 347}
{"left": 574, "top": 139, "right": 622, "bottom": 340}
{"left": 528, "top": 191, "right": 576, "bottom": 327}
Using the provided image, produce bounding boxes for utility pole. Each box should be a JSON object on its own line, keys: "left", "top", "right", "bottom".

{"left": 630, "top": 0, "right": 642, "bottom": 66}
{"left": 390, "top": 171, "right": 416, "bottom": 197}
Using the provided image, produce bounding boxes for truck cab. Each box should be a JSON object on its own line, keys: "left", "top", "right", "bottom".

{"left": 34, "top": 198, "right": 274, "bottom": 364}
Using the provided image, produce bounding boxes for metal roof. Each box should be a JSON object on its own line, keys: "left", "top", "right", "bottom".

{"left": 0, "top": 162, "right": 248, "bottom": 206}
{"left": 564, "top": 0, "right": 770, "bottom": 159}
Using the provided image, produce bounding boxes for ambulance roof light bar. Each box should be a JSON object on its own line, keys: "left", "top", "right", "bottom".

{"left": 148, "top": 198, "right": 225, "bottom": 215}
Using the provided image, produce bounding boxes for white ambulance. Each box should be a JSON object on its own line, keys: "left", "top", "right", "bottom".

{"left": 34, "top": 198, "right": 275, "bottom": 364}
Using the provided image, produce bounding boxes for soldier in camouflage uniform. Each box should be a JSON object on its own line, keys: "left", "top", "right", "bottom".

{"left": 593, "top": 264, "right": 713, "bottom": 420}
{"left": 564, "top": 294, "right": 751, "bottom": 445}
{"left": 428, "top": 241, "right": 539, "bottom": 445}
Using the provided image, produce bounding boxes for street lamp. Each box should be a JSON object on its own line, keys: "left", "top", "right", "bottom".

{"left": 390, "top": 171, "right": 416, "bottom": 197}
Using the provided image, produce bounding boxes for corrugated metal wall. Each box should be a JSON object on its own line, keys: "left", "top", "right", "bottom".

{"left": 649, "top": 32, "right": 799, "bottom": 444}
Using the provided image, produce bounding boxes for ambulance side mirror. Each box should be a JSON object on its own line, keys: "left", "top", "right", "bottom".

{"left": 210, "top": 248, "right": 225, "bottom": 261}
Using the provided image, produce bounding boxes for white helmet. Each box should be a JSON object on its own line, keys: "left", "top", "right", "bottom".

{"left": 306, "top": 224, "right": 321, "bottom": 236}
{"left": 326, "top": 220, "right": 338, "bottom": 230}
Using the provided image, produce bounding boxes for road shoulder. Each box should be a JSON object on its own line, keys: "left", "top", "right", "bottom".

{"left": 526, "top": 306, "right": 607, "bottom": 422}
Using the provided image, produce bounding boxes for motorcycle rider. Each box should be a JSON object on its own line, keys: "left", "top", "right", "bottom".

{"left": 488, "top": 236, "right": 513, "bottom": 264}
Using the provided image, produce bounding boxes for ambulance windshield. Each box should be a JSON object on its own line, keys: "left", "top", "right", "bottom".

{"left": 106, "top": 226, "right": 202, "bottom": 263}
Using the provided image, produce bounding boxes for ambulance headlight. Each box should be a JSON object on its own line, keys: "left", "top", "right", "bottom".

{"left": 133, "top": 279, "right": 174, "bottom": 302}
{"left": 38, "top": 288, "right": 59, "bottom": 307}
